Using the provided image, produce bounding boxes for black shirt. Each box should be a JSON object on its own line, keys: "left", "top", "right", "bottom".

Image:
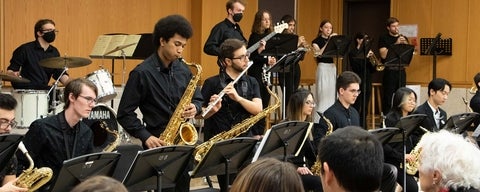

{"left": 8, "top": 40, "right": 67, "bottom": 90}
{"left": 201, "top": 72, "right": 262, "bottom": 139}
{"left": 470, "top": 90, "right": 480, "bottom": 128}
{"left": 117, "top": 53, "right": 203, "bottom": 142}
{"left": 312, "top": 36, "right": 334, "bottom": 63}
{"left": 0, "top": 156, "right": 16, "bottom": 183}
{"left": 204, "top": 19, "right": 247, "bottom": 56}
{"left": 324, "top": 100, "right": 360, "bottom": 130}
{"left": 18, "top": 111, "right": 93, "bottom": 188}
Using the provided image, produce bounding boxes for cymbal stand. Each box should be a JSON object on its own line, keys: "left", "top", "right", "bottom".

{"left": 48, "top": 66, "right": 68, "bottom": 115}
{"left": 120, "top": 49, "right": 127, "bottom": 87}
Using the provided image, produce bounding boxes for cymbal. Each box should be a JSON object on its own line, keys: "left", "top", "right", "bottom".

{"left": 40, "top": 56, "right": 92, "bottom": 69}
{"left": 0, "top": 74, "right": 30, "bottom": 83}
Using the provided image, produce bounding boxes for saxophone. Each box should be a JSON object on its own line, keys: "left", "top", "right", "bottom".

{"left": 194, "top": 85, "right": 280, "bottom": 162}
{"left": 404, "top": 126, "right": 430, "bottom": 175}
{"left": 100, "top": 121, "right": 121, "bottom": 152}
{"left": 159, "top": 58, "right": 201, "bottom": 146}
{"left": 311, "top": 113, "right": 333, "bottom": 176}
{"left": 15, "top": 142, "right": 53, "bottom": 192}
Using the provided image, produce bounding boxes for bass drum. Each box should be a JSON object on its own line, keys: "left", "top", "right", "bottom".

{"left": 83, "top": 104, "right": 119, "bottom": 152}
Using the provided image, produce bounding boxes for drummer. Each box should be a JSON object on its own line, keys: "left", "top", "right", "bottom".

{"left": 7, "top": 19, "right": 69, "bottom": 90}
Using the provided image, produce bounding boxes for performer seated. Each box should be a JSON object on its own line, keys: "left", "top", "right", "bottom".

{"left": 470, "top": 72, "right": 480, "bottom": 128}
{"left": 0, "top": 94, "right": 28, "bottom": 192}
{"left": 413, "top": 78, "right": 451, "bottom": 132}
{"left": 322, "top": 71, "right": 398, "bottom": 192}
{"left": 384, "top": 87, "right": 419, "bottom": 192}
{"left": 18, "top": 78, "right": 96, "bottom": 191}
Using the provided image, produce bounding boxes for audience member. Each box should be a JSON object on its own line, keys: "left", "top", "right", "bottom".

{"left": 418, "top": 130, "right": 480, "bottom": 192}
{"left": 70, "top": 176, "right": 127, "bottom": 192}
{"left": 230, "top": 158, "right": 305, "bottom": 192}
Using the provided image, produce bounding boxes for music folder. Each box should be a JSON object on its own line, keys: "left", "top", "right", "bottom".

{"left": 369, "top": 128, "right": 401, "bottom": 145}
{"left": 441, "top": 112, "right": 480, "bottom": 134}
{"left": 0, "top": 134, "right": 23, "bottom": 170}
{"left": 252, "top": 121, "right": 312, "bottom": 162}
{"left": 384, "top": 44, "right": 415, "bottom": 67}
{"left": 389, "top": 114, "right": 427, "bottom": 143}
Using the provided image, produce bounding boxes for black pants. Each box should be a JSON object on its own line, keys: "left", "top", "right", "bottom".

{"left": 382, "top": 69, "right": 406, "bottom": 114}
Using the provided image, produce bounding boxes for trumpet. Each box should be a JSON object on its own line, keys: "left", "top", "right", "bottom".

{"left": 368, "top": 52, "right": 385, "bottom": 71}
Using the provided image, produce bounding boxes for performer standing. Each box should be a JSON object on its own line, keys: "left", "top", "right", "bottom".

{"left": 247, "top": 10, "right": 276, "bottom": 130}
{"left": 201, "top": 38, "right": 262, "bottom": 192}
{"left": 378, "top": 17, "right": 409, "bottom": 114}
{"left": 7, "top": 19, "right": 69, "bottom": 90}
{"left": 204, "top": 0, "right": 247, "bottom": 70}
{"left": 116, "top": 15, "right": 202, "bottom": 192}
{"left": 312, "top": 19, "right": 337, "bottom": 121}
{"left": 18, "top": 78, "right": 96, "bottom": 191}
{"left": 349, "top": 32, "right": 376, "bottom": 128}
{"left": 278, "top": 14, "right": 308, "bottom": 105}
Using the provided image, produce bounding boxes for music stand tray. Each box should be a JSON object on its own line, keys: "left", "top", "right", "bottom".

{"left": 369, "top": 128, "right": 401, "bottom": 145}
{"left": 384, "top": 44, "right": 415, "bottom": 67}
{"left": 49, "top": 152, "right": 121, "bottom": 192}
{"left": 389, "top": 114, "right": 427, "bottom": 143}
{"left": 0, "top": 134, "right": 23, "bottom": 169}
{"left": 442, "top": 112, "right": 480, "bottom": 134}
{"left": 122, "top": 145, "right": 194, "bottom": 192}
{"left": 322, "top": 35, "right": 350, "bottom": 58}
{"left": 262, "top": 33, "right": 298, "bottom": 56}
{"left": 252, "top": 121, "right": 313, "bottom": 162}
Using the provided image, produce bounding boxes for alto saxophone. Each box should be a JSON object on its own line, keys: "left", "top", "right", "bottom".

{"left": 159, "top": 58, "right": 201, "bottom": 146}
{"left": 311, "top": 113, "right": 333, "bottom": 176}
{"left": 15, "top": 142, "right": 53, "bottom": 192}
{"left": 194, "top": 85, "right": 280, "bottom": 162}
{"left": 100, "top": 121, "right": 121, "bottom": 152}
{"left": 403, "top": 126, "right": 430, "bottom": 175}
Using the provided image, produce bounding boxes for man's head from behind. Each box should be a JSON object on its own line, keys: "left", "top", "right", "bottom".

{"left": 0, "top": 94, "right": 17, "bottom": 134}
{"left": 318, "top": 126, "right": 384, "bottom": 192}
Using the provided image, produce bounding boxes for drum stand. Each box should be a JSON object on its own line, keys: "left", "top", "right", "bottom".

{"left": 48, "top": 66, "right": 68, "bottom": 115}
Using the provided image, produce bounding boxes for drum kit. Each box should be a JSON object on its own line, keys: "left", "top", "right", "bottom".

{"left": 6, "top": 55, "right": 129, "bottom": 150}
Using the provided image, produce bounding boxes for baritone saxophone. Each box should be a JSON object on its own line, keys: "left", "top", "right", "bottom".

{"left": 159, "top": 58, "right": 201, "bottom": 146}
{"left": 311, "top": 113, "right": 333, "bottom": 176}
{"left": 15, "top": 142, "right": 53, "bottom": 192}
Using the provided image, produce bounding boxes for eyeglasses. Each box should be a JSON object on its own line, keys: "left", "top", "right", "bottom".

{"left": 305, "top": 100, "right": 316, "bottom": 107}
{"left": 231, "top": 54, "right": 250, "bottom": 61}
{"left": 78, "top": 95, "right": 97, "bottom": 104}
{"left": 348, "top": 89, "right": 361, "bottom": 95}
{"left": 0, "top": 120, "right": 17, "bottom": 129}
{"left": 42, "top": 29, "right": 59, "bottom": 33}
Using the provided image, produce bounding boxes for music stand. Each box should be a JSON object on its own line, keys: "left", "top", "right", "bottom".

{"left": 122, "top": 145, "right": 194, "bottom": 192}
{"left": 369, "top": 127, "right": 401, "bottom": 145}
{"left": 49, "top": 152, "right": 121, "bottom": 192}
{"left": 442, "top": 112, "right": 480, "bottom": 134}
{"left": 191, "top": 138, "right": 258, "bottom": 190}
{"left": 0, "top": 134, "right": 23, "bottom": 169}
{"left": 389, "top": 114, "right": 426, "bottom": 191}
{"left": 352, "top": 37, "right": 374, "bottom": 128}
{"left": 252, "top": 121, "right": 313, "bottom": 162}
{"left": 384, "top": 44, "right": 415, "bottom": 88}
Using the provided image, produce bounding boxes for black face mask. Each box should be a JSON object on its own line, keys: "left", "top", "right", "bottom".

{"left": 232, "top": 13, "right": 243, "bottom": 22}
{"left": 42, "top": 31, "right": 56, "bottom": 43}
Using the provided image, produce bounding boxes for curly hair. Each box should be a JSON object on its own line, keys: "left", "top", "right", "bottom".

{"left": 152, "top": 15, "right": 193, "bottom": 49}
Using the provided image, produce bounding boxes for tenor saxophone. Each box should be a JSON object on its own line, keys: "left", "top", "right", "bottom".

{"left": 311, "top": 113, "right": 333, "bottom": 176}
{"left": 159, "top": 58, "right": 201, "bottom": 146}
{"left": 194, "top": 85, "right": 280, "bottom": 162}
{"left": 15, "top": 142, "right": 53, "bottom": 192}
{"left": 100, "top": 121, "right": 121, "bottom": 152}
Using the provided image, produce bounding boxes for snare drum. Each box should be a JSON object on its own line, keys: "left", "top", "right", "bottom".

{"left": 83, "top": 104, "right": 119, "bottom": 152}
{"left": 86, "top": 69, "right": 117, "bottom": 103}
{"left": 13, "top": 90, "right": 49, "bottom": 128}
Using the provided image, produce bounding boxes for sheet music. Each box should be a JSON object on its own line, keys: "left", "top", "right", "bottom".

{"left": 90, "top": 35, "right": 112, "bottom": 57}
{"left": 90, "top": 34, "right": 141, "bottom": 57}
